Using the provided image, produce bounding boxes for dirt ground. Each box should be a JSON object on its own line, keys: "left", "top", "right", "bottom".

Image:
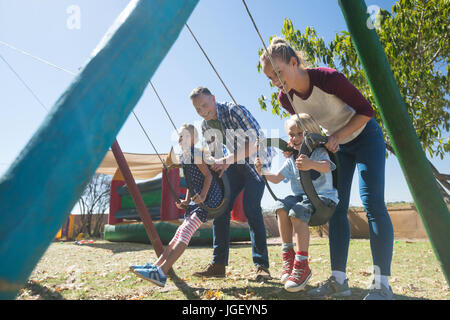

{"left": 16, "top": 237, "right": 450, "bottom": 300}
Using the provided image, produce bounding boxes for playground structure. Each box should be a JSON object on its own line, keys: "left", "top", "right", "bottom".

{"left": 0, "top": 0, "right": 449, "bottom": 300}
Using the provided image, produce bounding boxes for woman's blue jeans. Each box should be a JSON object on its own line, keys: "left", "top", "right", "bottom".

{"left": 211, "top": 164, "right": 269, "bottom": 268}
{"left": 329, "top": 118, "right": 394, "bottom": 276}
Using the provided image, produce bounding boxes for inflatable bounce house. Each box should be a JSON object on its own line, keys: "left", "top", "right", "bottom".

{"left": 96, "top": 150, "right": 250, "bottom": 245}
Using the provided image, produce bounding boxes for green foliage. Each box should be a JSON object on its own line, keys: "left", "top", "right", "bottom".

{"left": 257, "top": 0, "right": 449, "bottom": 159}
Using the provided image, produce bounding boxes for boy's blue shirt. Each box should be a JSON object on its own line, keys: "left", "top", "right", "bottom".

{"left": 278, "top": 147, "right": 339, "bottom": 204}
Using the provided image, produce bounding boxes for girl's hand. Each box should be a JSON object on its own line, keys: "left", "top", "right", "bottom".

{"left": 296, "top": 154, "right": 314, "bottom": 171}
{"left": 325, "top": 135, "right": 339, "bottom": 153}
{"left": 176, "top": 199, "right": 190, "bottom": 209}
{"left": 191, "top": 193, "right": 205, "bottom": 205}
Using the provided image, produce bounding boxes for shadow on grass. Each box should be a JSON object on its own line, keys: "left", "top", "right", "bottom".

{"left": 164, "top": 275, "right": 429, "bottom": 300}
{"left": 223, "top": 283, "right": 428, "bottom": 300}
{"left": 78, "top": 241, "right": 152, "bottom": 254}
{"left": 168, "top": 270, "right": 202, "bottom": 300}
{"left": 20, "top": 281, "right": 65, "bottom": 300}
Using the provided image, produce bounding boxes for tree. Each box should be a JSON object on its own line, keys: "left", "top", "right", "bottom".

{"left": 257, "top": 0, "right": 450, "bottom": 202}
{"left": 77, "top": 173, "right": 112, "bottom": 237}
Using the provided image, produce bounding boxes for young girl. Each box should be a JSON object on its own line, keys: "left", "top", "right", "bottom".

{"left": 260, "top": 37, "right": 394, "bottom": 300}
{"left": 254, "top": 114, "right": 338, "bottom": 292}
{"left": 130, "top": 124, "right": 223, "bottom": 287}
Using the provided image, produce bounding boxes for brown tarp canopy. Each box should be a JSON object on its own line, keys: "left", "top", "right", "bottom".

{"left": 96, "top": 148, "right": 180, "bottom": 180}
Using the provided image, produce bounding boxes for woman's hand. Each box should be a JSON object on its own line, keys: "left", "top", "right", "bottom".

{"left": 296, "top": 154, "right": 314, "bottom": 171}
{"left": 191, "top": 193, "right": 205, "bottom": 205}
{"left": 282, "top": 140, "right": 294, "bottom": 158}
{"left": 325, "top": 135, "right": 339, "bottom": 153}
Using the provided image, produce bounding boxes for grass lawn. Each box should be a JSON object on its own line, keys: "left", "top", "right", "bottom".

{"left": 17, "top": 237, "right": 449, "bottom": 300}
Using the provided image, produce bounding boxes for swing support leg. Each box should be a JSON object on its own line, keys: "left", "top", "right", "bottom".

{"left": 0, "top": 0, "right": 198, "bottom": 299}
{"left": 110, "top": 140, "right": 164, "bottom": 257}
{"left": 339, "top": 0, "right": 450, "bottom": 285}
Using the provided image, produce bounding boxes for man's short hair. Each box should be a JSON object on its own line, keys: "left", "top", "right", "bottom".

{"left": 189, "top": 86, "right": 212, "bottom": 99}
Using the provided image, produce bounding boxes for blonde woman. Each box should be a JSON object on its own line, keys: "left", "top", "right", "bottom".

{"left": 260, "top": 37, "right": 394, "bottom": 300}
{"left": 254, "top": 114, "right": 338, "bottom": 292}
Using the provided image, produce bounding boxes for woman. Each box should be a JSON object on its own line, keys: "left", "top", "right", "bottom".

{"left": 260, "top": 37, "right": 394, "bottom": 300}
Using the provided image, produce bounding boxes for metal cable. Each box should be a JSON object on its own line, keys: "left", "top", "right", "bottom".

{"left": 241, "top": 0, "right": 295, "bottom": 108}
{"left": 0, "top": 53, "right": 48, "bottom": 112}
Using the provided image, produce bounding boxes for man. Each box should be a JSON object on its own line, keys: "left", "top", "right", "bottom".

{"left": 189, "top": 86, "right": 273, "bottom": 281}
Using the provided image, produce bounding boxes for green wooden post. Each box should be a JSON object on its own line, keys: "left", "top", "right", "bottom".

{"left": 338, "top": 0, "right": 450, "bottom": 285}
{"left": 0, "top": 0, "right": 198, "bottom": 299}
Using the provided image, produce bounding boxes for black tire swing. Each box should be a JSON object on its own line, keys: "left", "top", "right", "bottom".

{"left": 261, "top": 135, "right": 339, "bottom": 226}
{"left": 182, "top": 164, "right": 231, "bottom": 220}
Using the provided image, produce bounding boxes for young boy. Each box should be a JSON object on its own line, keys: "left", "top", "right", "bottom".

{"left": 254, "top": 114, "right": 338, "bottom": 292}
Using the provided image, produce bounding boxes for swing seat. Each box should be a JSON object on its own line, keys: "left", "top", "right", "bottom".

{"left": 261, "top": 135, "right": 339, "bottom": 226}
{"left": 165, "top": 147, "right": 231, "bottom": 220}
{"left": 203, "top": 170, "right": 231, "bottom": 219}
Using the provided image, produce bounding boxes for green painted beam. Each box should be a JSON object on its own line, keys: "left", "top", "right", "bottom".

{"left": 339, "top": 0, "right": 450, "bottom": 285}
{"left": 0, "top": 0, "right": 198, "bottom": 299}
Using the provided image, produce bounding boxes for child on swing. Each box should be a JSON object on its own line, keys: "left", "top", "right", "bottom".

{"left": 130, "top": 124, "right": 223, "bottom": 287}
{"left": 254, "top": 113, "right": 338, "bottom": 292}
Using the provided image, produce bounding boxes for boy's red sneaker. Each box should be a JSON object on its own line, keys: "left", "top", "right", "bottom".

{"left": 284, "top": 260, "right": 312, "bottom": 292}
{"left": 280, "top": 248, "right": 295, "bottom": 284}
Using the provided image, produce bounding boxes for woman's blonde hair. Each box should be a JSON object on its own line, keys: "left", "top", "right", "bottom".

{"left": 285, "top": 113, "right": 321, "bottom": 135}
{"left": 260, "top": 37, "right": 309, "bottom": 69}
{"left": 179, "top": 123, "right": 199, "bottom": 144}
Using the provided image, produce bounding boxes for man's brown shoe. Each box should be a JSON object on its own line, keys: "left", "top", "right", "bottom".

{"left": 192, "top": 263, "right": 226, "bottom": 278}
{"left": 255, "top": 265, "right": 272, "bottom": 282}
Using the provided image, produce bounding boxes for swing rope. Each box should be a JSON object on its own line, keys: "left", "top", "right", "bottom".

{"left": 0, "top": 39, "right": 230, "bottom": 219}
{"left": 241, "top": 0, "right": 296, "bottom": 108}
{"left": 0, "top": 53, "right": 48, "bottom": 112}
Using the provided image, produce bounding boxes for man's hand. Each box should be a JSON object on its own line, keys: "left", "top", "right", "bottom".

{"left": 254, "top": 157, "right": 263, "bottom": 175}
{"left": 211, "top": 158, "right": 230, "bottom": 178}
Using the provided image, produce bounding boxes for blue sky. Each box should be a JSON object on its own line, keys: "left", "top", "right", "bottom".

{"left": 0, "top": 0, "right": 448, "bottom": 211}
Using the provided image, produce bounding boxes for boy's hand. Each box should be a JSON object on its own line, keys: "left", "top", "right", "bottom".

{"left": 296, "top": 154, "right": 314, "bottom": 171}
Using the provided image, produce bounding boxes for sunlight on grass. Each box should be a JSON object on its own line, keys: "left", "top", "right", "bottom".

{"left": 17, "top": 238, "right": 449, "bottom": 300}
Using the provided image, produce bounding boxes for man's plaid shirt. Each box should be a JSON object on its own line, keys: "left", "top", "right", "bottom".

{"left": 201, "top": 102, "right": 274, "bottom": 182}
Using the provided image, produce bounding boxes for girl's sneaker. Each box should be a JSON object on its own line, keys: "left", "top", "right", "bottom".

{"left": 281, "top": 249, "right": 295, "bottom": 284}
{"left": 133, "top": 268, "right": 167, "bottom": 287}
{"left": 129, "top": 262, "right": 156, "bottom": 271}
{"left": 284, "top": 260, "right": 312, "bottom": 292}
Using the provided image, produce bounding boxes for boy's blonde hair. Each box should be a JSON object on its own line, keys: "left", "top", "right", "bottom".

{"left": 285, "top": 113, "right": 321, "bottom": 135}
{"left": 179, "top": 124, "right": 199, "bottom": 144}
